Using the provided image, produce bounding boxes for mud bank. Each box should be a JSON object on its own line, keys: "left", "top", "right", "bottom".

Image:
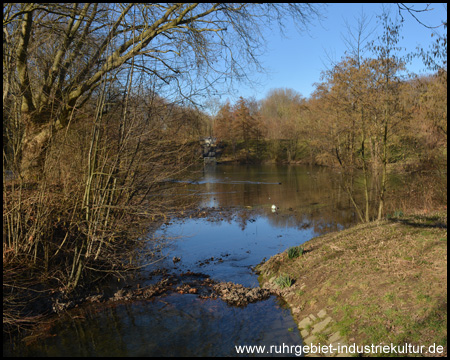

{"left": 51, "top": 270, "right": 274, "bottom": 314}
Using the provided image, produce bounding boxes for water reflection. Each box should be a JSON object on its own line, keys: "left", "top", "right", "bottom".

{"left": 6, "top": 295, "right": 302, "bottom": 357}
{"left": 180, "top": 164, "right": 360, "bottom": 234}
{"left": 154, "top": 216, "right": 317, "bottom": 287}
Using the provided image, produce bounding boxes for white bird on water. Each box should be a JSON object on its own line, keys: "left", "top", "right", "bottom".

{"left": 271, "top": 204, "right": 277, "bottom": 212}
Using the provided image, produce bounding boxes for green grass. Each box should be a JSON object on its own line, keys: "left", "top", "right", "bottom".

{"left": 274, "top": 274, "right": 294, "bottom": 289}
{"left": 287, "top": 245, "right": 304, "bottom": 259}
{"left": 315, "top": 332, "right": 329, "bottom": 343}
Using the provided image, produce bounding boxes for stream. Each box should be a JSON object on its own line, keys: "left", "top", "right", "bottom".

{"left": 5, "top": 164, "right": 362, "bottom": 356}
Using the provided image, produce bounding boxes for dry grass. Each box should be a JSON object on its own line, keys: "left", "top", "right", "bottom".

{"left": 258, "top": 211, "right": 447, "bottom": 355}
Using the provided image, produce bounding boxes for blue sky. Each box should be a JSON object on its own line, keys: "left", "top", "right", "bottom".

{"left": 222, "top": 3, "right": 447, "bottom": 103}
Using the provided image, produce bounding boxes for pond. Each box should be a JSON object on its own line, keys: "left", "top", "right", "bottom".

{"left": 5, "top": 164, "right": 363, "bottom": 357}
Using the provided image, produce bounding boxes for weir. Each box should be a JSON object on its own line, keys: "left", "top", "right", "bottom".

{"left": 200, "top": 137, "right": 218, "bottom": 165}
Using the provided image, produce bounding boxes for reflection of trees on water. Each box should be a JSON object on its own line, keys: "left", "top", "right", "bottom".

{"left": 221, "top": 166, "right": 358, "bottom": 234}
{"left": 173, "top": 165, "right": 446, "bottom": 235}
{"left": 176, "top": 165, "right": 361, "bottom": 234}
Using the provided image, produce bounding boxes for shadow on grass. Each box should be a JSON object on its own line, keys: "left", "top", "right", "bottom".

{"left": 389, "top": 214, "right": 447, "bottom": 229}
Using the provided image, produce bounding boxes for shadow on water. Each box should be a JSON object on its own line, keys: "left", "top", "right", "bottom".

{"left": 5, "top": 294, "right": 300, "bottom": 357}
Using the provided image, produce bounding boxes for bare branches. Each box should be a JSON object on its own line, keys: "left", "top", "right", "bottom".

{"left": 396, "top": 3, "right": 444, "bottom": 29}
{"left": 2, "top": 3, "right": 324, "bottom": 180}
{"left": 6, "top": 3, "right": 323, "bottom": 126}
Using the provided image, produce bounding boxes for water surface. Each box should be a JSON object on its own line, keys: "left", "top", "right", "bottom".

{"left": 5, "top": 164, "right": 362, "bottom": 357}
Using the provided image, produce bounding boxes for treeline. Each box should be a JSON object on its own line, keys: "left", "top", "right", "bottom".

{"left": 213, "top": 71, "right": 447, "bottom": 169}
{"left": 212, "top": 68, "right": 447, "bottom": 215}
{"left": 3, "top": 79, "right": 217, "bottom": 332}
{"left": 3, "top": 84, "right": 205, "bottom": 323}
{"left": 210, "top": 13, "right": 446, "bottom": 222}
{"left": 213, "top": 17, "right": 447, "bottom": 171}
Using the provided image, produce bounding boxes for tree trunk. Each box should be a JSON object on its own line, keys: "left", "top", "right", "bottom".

{"left": 377, "top": 120, "right": 388, "bottom": 221}
{"left": 20, "top": 120, "right": 52, "bottom": 181}
{"left": 361, "top": 108, "right": 370, "bottom": 222}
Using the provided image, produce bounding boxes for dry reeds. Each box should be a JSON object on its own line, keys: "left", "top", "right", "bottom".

{"left": 3, "top": 69, "right": 201, "bottom": 331}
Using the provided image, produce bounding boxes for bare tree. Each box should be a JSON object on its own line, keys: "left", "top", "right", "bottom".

{"left": 3, "top": 3, "right": 324, "bottom": 180}
{"left": 341, "top": 11, "right": 376, "bottom": 222}
{"left": 370, "top": 9, "right": 407, "bottom": 220}
{"left": 3, "top": 3, "right": 325, "bottom": 301}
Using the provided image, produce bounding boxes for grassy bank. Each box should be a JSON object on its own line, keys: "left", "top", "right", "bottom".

{"left": 257, "top": 211, "right": 447, "bottom": 356}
